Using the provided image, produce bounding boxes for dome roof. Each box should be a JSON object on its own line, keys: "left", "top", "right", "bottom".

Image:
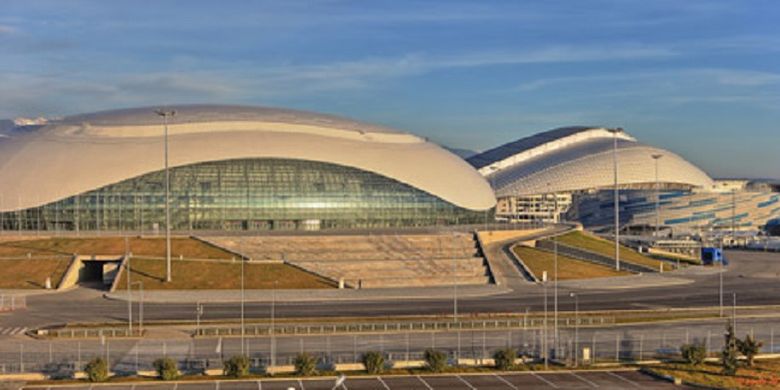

{"left": 469, "top": 126, "right": 713, "bottom": 196}
{"left": 0, "top": 105, "right": 495, "bottom": 212}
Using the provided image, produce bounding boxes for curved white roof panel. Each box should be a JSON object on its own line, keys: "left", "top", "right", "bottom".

{"left": 470, "top": 127, "right": 713, "bottom": 197}
{"left": 0, "top": 105, "right": 495, "bottom": 212}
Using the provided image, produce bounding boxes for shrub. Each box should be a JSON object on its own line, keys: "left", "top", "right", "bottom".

{"left": 680, "top": 342, "right": 707, "bottom": 366}
{"left": 493, "top": 348, "right": 517, "bottom": 370}
{"left": 152, "top": 357, "right": 179, "bottom": 381}
{"left": 84, "top": 357, "right": 109, "bottom": 382}
{"left": 293, "top": 352, "right": 318, "bottom": 376}
{"left": 738, "top": 334, "right": 763, "bottom": 367}
{"left": 423, "top": 349, "right": 448, "bottom": 372}
{"left": 722, "top": 323, "right": 739, "bottom": 376}
{"left": 361, "top": 351, "right": 385, "bottom": 374}
{"left": 223, "top": 355, "right": 251, "bottom": 378}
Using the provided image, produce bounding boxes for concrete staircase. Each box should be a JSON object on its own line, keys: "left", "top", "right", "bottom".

{"left": 202, "top": 233, "right": 491, "bottom": 288}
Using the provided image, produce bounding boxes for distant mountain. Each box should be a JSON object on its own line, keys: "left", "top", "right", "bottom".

{"left": 445, "top": 147, "right": 479, "bottom": 159}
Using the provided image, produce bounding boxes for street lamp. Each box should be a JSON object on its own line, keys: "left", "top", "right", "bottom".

{"left": 542, "top": 270, "right": 548, "bottom": 369}
{"left": 131, "top": 281, "right": 144, "bottom": 334}
{"left": 569, "top": 292, "right": 579, "bottom": 367}
{"left": 486, "top": 166, "right": 499, "bottom": 232}
{"left": 607, "top": 128, "right": 624, "bottom": 271}
{"left": 652, "top": 154, "right": 663, "bottom": 238}
{"left": 155, "top": 109, "right": 176, "bottom": 283}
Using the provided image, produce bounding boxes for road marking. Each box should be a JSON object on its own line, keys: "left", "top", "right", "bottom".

{"left": 215, "top": 381, "right": 220, "bottom": 390}
{"left": 606, "top": 371, "right": 641, "bottom": 387}
{"left": 173, "top": 383, "right": 178, "bottom": 390}
{"left": 569, "top": 372, "right": 598, "bottom": 388}
{"left": 416, "top": 376, "right": 434, "bottom": 390}
{"left": 256, "top": 380, "right": 262, "bottom": 390}
{"left": 494, "top": 374, "right": 519, "bottom": 390}
{"left": 531, "top": 373, "right": 559, "bottom": 388}
{"left": 131, "top": 384, "right": 136, "bottom": 390}
{"left": 298, "top": 379, "right": 305, "bottom": 390}
{"left": 376, "top": 376, "right": 391, "bottom": 390}
{"left": 456, "top": 375, "right": 477, "bottom": 390}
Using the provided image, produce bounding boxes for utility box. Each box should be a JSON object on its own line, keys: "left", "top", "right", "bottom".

{"left": 701, "top": 247, "right": 728, "bottom": 266}
{"left": 582, "top": 347, "right": 591, "bottom": 365}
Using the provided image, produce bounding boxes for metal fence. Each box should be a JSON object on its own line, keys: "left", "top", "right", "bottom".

{"left": 2, "top": 322, "right": 777, "bottom": 376}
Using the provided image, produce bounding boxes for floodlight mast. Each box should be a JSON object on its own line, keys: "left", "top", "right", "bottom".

{"left": 607, "top": 128, "right": 624, "bottom": 271}
{"left": 652, "top": 154, "right": 663, "bottom": 238}
{"left": 155, "top": 109, "right": 176, "bottom": 283}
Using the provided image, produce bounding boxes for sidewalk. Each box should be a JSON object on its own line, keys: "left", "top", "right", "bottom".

{"left": 105, "top": 284, "right": 511, "bottom": 304}
{"left": 558, "top": 272, "right": 695, "bottom": 290}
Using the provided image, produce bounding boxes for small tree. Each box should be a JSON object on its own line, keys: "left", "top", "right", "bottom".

{"left": 722, "top": 323, "right": 739, "bottom": 376}
{"left": 84, "top": 357, "right": 109, "bottom": 382}
{"left": 152, "top": 357, "right": 179, "bottom": 381}
{"left": 361, "top": 351, "right": 386, "bottom": 374}
{"left": 423, "top": 349, "right": 448, "bottom": 372}
{"left": 738, "top": 334, "right": 763, "bottom": 367}
{"left": 493, "top": 348, "right": 517, "bottom": 370}
{"left": 680, "top": 342, "right": 707, "bottom": 366}
{"left": 294, "top": 352, "right": 318, "bottom": 376}
{"left": 223, "top": 355, "right": 251, "bottom": 378}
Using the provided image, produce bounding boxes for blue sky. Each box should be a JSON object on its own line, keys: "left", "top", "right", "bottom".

{"left": 2, "top": 0, "right": 779, "bottom": 178}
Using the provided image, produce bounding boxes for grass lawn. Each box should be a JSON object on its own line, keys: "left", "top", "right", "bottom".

{"left": 512, "top": 245, "right": 629, "bottom": 280}
{"left": 0, "top": 258, "right": 72, "bottom": 288}
{"left": 651, "top": 359, "right": 780, "bottom": 389}
{"left": 552, "top": 231, "right": 670, "bottom": 270}
{"left": 115, "top": 258, "right": 336, "bottom": 290}
{"left": 0, "top": 237, "right": 233, "bottom": 259}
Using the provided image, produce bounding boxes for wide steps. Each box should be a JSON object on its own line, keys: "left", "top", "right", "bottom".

{"left": 202, "top": 233, "right": 490, "bottom": 288}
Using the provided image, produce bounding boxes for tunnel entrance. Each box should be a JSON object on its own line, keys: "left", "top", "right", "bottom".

{"left": 78, "top": 259, "right": 122, "bottom": 290}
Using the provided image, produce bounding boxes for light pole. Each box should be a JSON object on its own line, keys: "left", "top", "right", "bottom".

{"left": 271, "top": 280, "right": 277, "bottom": 369}
{"left": 542, "top": 270, "right": 548, "bottom": 369}
{"left": 553, "top": 190, "right": 559, "bottom": 355}
{"left": 731, "top": 190, "right": 737, "bottom": 247}
{"left": 486, "top": 166, "right": 498, "bottom": 232}
{"left": 125, "top": 236, "right": 132, "bottom": 334}
{"left": 240, "top": 239, "right": 246, "bottom": 355}
{"left": 451, "top": 234, "right": 458, "bottom": 322}
{"left": 155, "top": 109, "right": 176, "bottom": 283}
{"left": 131, "top": 281, "right": 144, "bottom": 334}
{"left": 570, "top": 292, "right": 579, "bottom": 367}
{"left": 652, "top": 154, "right": 663, "bottom": 238}
{"left": 196, "top": 302, "right": 204, "bottom": 334}
{"left": 607, "top": 128, "right": 624, "bottom": 271}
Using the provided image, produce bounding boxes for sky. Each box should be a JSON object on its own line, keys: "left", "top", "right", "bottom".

{"left": 1, "top": 0, "right": 779, "bottom": 178}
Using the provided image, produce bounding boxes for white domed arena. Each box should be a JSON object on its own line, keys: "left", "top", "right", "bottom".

{"left": 469, "top": 126, "right": 780, "bottom": 234}
{"left": 0, "top": 105, "right": 495, "bottom": 232}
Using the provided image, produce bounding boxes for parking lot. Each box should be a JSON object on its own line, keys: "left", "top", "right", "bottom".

{"left": 24, "top": 370, "right": 691, "bottom": 390}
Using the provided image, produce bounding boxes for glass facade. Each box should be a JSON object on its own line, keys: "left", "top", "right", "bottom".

{"left": 0, "top": 158, "right": 484, "bottom": 232}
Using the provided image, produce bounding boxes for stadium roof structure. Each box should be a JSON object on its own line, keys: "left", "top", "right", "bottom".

{"left": 468, "top": 126, "right": 714, "bottom": 197}
{"left": 0, "top": 104, "right": 495, "bottom": 212}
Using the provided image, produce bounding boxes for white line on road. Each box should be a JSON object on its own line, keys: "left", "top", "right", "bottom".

{"left": 376, "top": 376, "right": 391, "bottom": 390}
{"left": 493, "top": 374, "right": 518, "bottom": 390}
{"left": 215, "top": 381, "right": 220, "bottom": 390}
{"left": 606, "top": 371, "right": 641, "bottom": 387}
{"left": 173, "top": 383, "right": 178, "bottom": 390}
{"left": 298, "top": 379, "right": 305, "bottom": 390}
{"left": 256, "top": 380, "right": 262, "bottom": 390}
{"left": 416, "top": 376, "right": 434, "bottom": 390}
{"left": 456, "top": 375, "right": 477, "bottom": 390}
{"left": 531, "top": 373, "right": 559, "bottom": 389}
{"left": 569, "top": 372, "right": 598, "bottom": 388}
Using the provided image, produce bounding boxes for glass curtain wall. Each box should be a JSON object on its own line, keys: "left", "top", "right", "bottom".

{"left": 0, "top": 158, "right": 483, "bottom": 232}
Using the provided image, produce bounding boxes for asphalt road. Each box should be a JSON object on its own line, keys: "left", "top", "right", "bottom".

{"left": 1, "top": 250, "right": 779, "bottom": 329}
{"left": 21, "top": 370, "right": 690, "bottom": 390}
